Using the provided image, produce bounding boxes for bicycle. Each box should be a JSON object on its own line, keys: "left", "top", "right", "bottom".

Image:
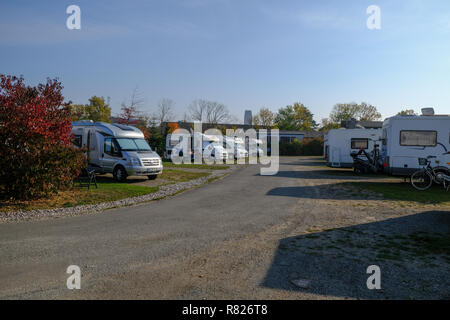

{"left": 350, "top": 139, "right": 383, "bottom": 174}
{"left": 410, "top": 156, "right": 450, "bottom": 191}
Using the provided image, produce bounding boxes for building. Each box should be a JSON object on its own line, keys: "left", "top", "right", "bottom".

{"left": 244, "top": 110, "right": 252, "bottom": 125}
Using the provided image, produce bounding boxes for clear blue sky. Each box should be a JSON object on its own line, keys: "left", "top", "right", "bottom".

{"left": 1, "top": 0, "right": 449, "bottom": 123}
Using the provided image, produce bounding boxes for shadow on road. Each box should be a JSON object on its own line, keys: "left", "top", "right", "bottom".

{"left": 261, "top": 211, "right": 450, "bottom": 299}
{"left": 258, "top": 170, "right": 392, "bottom": 180}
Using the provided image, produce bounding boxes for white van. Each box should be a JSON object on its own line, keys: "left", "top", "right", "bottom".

{"left": 324, "top": 128, "right": 382, "bottom": 168}
{"left": 381, "top": 112, "right": 450, "bottom": 176}
{"left": 72, "top": 121, "right": 163, "bottom": 181}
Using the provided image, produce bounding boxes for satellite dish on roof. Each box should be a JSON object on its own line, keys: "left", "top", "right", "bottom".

{"left": 421, "top": 108, "right": 435, "bottom": 116}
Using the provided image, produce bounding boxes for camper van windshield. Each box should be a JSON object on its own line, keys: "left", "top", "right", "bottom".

{"left": 116, "top": 138, "right": 152, "bottom": 151}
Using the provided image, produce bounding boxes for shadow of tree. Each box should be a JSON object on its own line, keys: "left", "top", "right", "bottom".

{"left": 261, "top": 211, "right": 450, "bottom": 299}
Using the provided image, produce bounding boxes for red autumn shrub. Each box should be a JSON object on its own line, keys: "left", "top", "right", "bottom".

{"left": 0, "top": 75, "right": 85, "bottom": 200}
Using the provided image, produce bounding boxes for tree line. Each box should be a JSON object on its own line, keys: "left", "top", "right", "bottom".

{"left": 69, "top": 87, "right": 417, "bottom": 134}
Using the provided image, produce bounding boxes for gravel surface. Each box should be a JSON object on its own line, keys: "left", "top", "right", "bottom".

{"left": 0, "top": 166, "right": 238, "bottom": 224}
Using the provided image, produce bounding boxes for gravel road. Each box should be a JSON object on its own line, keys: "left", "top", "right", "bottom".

{"left": 0, "top": 157, "right": 448, "bottom": 299}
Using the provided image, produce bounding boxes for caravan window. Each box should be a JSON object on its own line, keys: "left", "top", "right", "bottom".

{"left": 400, "top": 130, "right": 437, "bottom": 147}
{"left": 351, "top": 138, "right": 368, "bottom": 149}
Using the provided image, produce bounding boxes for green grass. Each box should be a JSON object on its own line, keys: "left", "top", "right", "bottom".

{"left": 162, "top": 161, "right": 229, "bottom": 170}
{"left": 1, "top": 183, "right": 159, "bottom": 212}
{"left": 159, "top": 169, "right": 210, "bottom": 182}
{"left": 0, "top": 169, "right": 211, "bottom": 212}
{"left": 348, "top": 181, "right": 450, "bottom": 205}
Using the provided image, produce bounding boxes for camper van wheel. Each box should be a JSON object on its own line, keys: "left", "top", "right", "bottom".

{"left": 113, "top": 166, "right": 127, "bottom": 182}
{"left": 148, "top": 175, "right": 158, "bottom": 180}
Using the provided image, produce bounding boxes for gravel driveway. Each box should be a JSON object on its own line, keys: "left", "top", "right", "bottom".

{"left": 0, "top": 157, "right": 448, "bottom": 299}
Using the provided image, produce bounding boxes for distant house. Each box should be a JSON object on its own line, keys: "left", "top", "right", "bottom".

{"left": 279, "top": 131, "right": 323, "bottom": 143}
{"left": 163, "top": 121, "right": 324, "bottom": 142}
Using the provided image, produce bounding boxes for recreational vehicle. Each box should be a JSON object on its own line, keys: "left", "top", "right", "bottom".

{"left": 381, "top": 110, "right": 450, "bottom": 176}
{"left": 166, "top": 132, "right": 228, "bottom": 161}
{"left": 202, "top": 134, "right": 228, "bottom": 160}
{"left": 224, "top": 136, "right": 249, "bottom": 160}
{"left": 324, "top": 128, "right": 383, "bottom": 168}
{"left": 71, "top": 121, "right": 163, "bottom": 181}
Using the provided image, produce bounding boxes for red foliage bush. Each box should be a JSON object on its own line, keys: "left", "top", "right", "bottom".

{"left": 0, "top": 75, "right": 85, "bottom": 200}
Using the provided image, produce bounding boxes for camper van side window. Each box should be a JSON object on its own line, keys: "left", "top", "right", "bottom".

{"left": 104, "top": 138, "right": 120, "bottom": 156}
{"left": 400, "top": 131, "right": 437, "bottom": 147}
{"left": 351, "top": 138, "right": 368, "bottom": 149}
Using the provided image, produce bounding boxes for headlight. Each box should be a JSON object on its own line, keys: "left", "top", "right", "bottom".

{"left": 130, "top": 157, "right": 141, "bottom": 166}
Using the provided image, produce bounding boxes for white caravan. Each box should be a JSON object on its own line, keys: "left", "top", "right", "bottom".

{"left": 72, "top": 121, "right": 163, "bottom": 181}
{"left": 381, "top": 111, "right": 450, "bottom": 176}
{"left": 324, "top": 128, "right": 383, "bottom": 168}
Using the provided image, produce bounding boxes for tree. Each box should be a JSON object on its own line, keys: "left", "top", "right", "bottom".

{"left": 329, "top": 103, "right": 360, "bottom": 123}
{"left": 68, "top": 96, "right": 111, "bottom": 122}
{"left": 252, "top": 108, "right": 275, "bottom": 128}
{"left": 87, "top": 96, "right": 111, "bottom": 122}
{"left": 358, "top": 102, "right": 382, "bottom": 121}
{"left": 188, "top": 99, "right": 231, "bottom": 124}
{"left": 319, "top": 118, "right": 340, "bottom": 133}
{"left": 117, "top": 87, "right": 150, "bottom": 138}
{"left": 155, "top": 98, "right": 174, "bottom": 125}
{"left": 275, "top": 103, "right": 317, "bottom": 131}
{"left": 398, "top": 109, "right": 417, "bottom": 116}
{"left": 0, "top": 75, "right": 84, "bottom": 200}
{"left": 329, "top": 102, "right": 381, "bottom": 124}
{"left": 118, "top": 86, "right": 145, "bottom": 125}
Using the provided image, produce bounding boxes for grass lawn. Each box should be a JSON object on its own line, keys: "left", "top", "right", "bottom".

{"left": 162, "top": 161, "right": 229, "bottom": 170}
{"left": 0, "top": 168, "right": 214, "bottom": 213}
{"left": 349, "top": 181, "right": 450, "bottom": 205}
{"left": 159, "top": 169, "right": 210, "bottom": 182}
{"left": 0, "top": 183, "right": 159, "bottom": 213}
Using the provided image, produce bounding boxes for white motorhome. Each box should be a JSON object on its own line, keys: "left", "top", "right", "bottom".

{"left": 324, "top": 128, "right": 383, "bottom": 168}
{"left": 72, "top": 121, "right": 163, "bottom": 181}
{"left": 165, "top": 132, "right": 228, "bottom": 161}
{"left": 202, "top": 134, "right": 228, "bottom": 160}
{"left": 381, "top": 111, "right": 450, "bottom": 176}
{"left": 224, "top": 136, "right": 248, "bottom": 160}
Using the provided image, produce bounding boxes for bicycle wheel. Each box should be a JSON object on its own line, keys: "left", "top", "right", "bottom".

{"left": 410, "top": 170, "right": 433, "bottom": 191}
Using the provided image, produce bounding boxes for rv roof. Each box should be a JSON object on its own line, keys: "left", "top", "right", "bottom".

{"left": 386, "top": 114, "right": 450, "bottom": 121}
{"left": 72, "top": 121, "right": 144, "bottom": 138}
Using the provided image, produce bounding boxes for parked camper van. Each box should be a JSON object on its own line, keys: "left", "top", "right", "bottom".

{"left": 324, "top": 128, "right": 383, "bottom": 168}
{"left": 381, "top": 111, "right": 450, "bottom": 176}
{"left": 72, "top": 121, "right": 163, "bottom": 181}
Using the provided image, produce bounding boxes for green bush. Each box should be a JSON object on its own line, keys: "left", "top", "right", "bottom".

{"left": 279, "top": 137, "right": 324, "bottom": 156}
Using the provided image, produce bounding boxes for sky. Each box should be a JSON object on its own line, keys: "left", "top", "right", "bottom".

{"left": 1, "top": 0, "right": 449, "bottom": 124}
